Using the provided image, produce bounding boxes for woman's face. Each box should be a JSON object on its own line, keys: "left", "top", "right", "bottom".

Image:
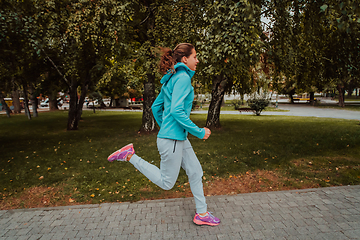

{"left": 182, "top": 48, "right": 199, "bottom": 71}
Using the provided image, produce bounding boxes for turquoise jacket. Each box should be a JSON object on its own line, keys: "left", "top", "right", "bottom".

{"left": 151, "top": 63, "right": 205, "bottom": 140}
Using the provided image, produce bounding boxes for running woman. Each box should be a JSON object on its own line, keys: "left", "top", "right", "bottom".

{"left": 108, "top": 43, "right": 220, "bottom": 226}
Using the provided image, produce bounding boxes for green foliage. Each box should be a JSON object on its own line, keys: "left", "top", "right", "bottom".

{"left": 231, "top": 99, "right": 243, "bottom": 110}
{"left": 247, "top": 95, "right": 270, "bottom": 115}
{"left": 198, "top": 0, "right": 264, "bottom": 81}
{"left": 1, "top": 0, "right": 359, "bottom": 127}
{"left": 320, "top": 0, "right": 360, "bottom": 32}
{"left": 0, "top": 1, "right": 43, "bottom": 96}
{"left": 266, "top": 0, "right": 360, "bottom": 105}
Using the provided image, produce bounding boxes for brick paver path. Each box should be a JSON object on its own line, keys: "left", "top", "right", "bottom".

{"left": 1, "top": 185, "right": 359, "bottom": 240}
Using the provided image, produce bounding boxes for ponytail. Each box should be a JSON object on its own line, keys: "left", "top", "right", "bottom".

{"left": 159, "top": 43, "right": 194, "bottom": 75}
{"left": 159, "top": 48, "right": 175, "bottom": 75}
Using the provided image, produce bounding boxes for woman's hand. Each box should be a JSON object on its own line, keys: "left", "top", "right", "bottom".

{"left": 203, "top": 127, "right": 211, "bottom": 140}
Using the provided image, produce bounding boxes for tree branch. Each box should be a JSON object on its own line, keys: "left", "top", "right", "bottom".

{"left": 140, "top": 7, "right": 152, "bottom": 25}
{"left": 39, "top": 47, "right": 70, "bottom": 88}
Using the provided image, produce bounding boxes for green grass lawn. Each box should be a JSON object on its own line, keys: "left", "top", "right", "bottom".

{"left": 345, "top": 96, "right": 360, "bottom": 101}
{"left": 1, "top": 110, "right": 359, "bottom": 209}
{"left": 316, "top": 104, "right": 360, "bottom": 111}
{"left": 199, "top": 103, "right": 288, "bottom": 112}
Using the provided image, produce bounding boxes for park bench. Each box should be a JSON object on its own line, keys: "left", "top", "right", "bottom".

{"left": 293, "top": 98, "right": 317, "bottom": 103}
{"left": 238, "top": 108, "right": 255, "bottom": 113}
{"left": 128, "top": 103, "right": 143, "bottom": 110}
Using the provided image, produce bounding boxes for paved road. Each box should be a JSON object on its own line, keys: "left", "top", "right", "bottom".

{"left": 269, "top": 104, "right": 359, "bottom": 120}
{"left": 1, "top": 186, "right": 359, "bottom": 240}
{"left": 2, "top": 100, "right": 359, "bottom": 121}
{"left": 192, "top": 103, "right": 360, "bottom": 120}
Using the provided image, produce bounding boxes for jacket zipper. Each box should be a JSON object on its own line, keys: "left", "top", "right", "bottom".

{"left": 173, "top": 140, "right": 177, "bottom": 153}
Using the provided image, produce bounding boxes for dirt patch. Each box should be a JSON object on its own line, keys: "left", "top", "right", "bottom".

{"left": 205, "top": 170, "right": 287, "bottom": 195}
{"left": 139, "top": 169, "right": 319, "bottom": 201}
{"left": 0, "top": 170, "right": 320, "bottom": 210}
{"left": 0, "top": 186, "right": 89, "bottom": 210}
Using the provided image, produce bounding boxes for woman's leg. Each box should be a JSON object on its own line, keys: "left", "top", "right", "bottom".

{"left": 180, "top": 139, "right": 207, "bottom": 214}
{"left": 129, "top": 138, "right": 183, "bottom": 190}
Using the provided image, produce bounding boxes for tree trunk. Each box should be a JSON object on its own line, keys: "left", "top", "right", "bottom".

{"left": 92, "top": 100, "right": 96, "bottom": 113}
{"left": 29, "top": 85, "right": 38, "bottom": 117}
{"left": 140, "top": 78, "right": 156, "bottom": 132}
{"left": 289, "top": 95, "right": 294, "bottom": 103}
{"left": 67, "top": 79, "right": 88, "bottom": 130}
{"left": 206, "top": 75, "right": 228, "bottom": 128}
{"left": 139, "top": 4, "right": 156, "bottom": 133}
{"left": 67, "top": 90, "right": 78, "bottom": 130}
{"left": 48, "top": 91, "right": 58, "bottom": 111}
{"left": 239, "top": 94, "right": 244, "bottom": 105}
{"left": 11, "top": 90, "right": 21, "bottom": 114}
{"left": 309, "top": 92, "right": 315, "bottom": 105}
{"left": 49, "top": 98, "right": 58, "bottom": 111}
{"left": 22, "top": 83, "right": 31, "bottom": 120}
{"left": 347, "top": 80, "right": 355, "bottom": 97}
{"left": 0, "top": 92, "right": 12, "bottom": 117}
{"left": 347, "top": 88, "right": 353, "bottom": 97}
{"left": 337, "top": 84, "right": 345, "bottom": 108}
{"left": 289, "top": 88, "right": 296, "bottom": 104}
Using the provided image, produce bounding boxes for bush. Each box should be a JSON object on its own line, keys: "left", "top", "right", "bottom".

{"left": 247, "top": 96, "right": 270, "bottom": 116}
{"left": 192, "top": 100, "right": 199, "bottom": 110}
{"left": 231, "top": 99, "right": 243, "bottom": 110}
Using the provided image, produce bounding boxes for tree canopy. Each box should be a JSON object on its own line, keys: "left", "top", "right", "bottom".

{"left": 1, "top": 0, "right": 358, "bottom": 129}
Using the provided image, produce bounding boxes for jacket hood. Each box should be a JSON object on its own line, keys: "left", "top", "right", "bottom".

{"left": 160, "top": 62, "right": 195, "bottom": 84}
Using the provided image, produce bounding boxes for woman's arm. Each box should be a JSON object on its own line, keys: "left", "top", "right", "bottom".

{"left": 170, "top": 76, "right": 205, "bottom": 139}
{"left": 151, "top": 90, "right": 165, "bottom": 127}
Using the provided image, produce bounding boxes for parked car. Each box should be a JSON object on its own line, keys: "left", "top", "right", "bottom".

{"left": 40, "top": 98, "right": 63, "bottom": 107}
{"left": 87, "top": 100, "right": 99, "bottom": 108}
{"left": 40, "top": 99, "right": 49, "bottom": 107}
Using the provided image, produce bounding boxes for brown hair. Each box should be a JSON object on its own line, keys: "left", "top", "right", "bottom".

{"left": 159, "top": 43, "right": 194, "bottom": 74}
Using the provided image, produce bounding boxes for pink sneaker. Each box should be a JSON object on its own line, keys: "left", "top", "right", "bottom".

{"left": 193, "top": 212, "right": 220, "bottom": 226}
{"left": 108, "top": 143, "right": 135, "bottom": 162}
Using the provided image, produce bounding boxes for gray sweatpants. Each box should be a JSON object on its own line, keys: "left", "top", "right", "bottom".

{"left": 129, "top": 138, "right": 207, "bottom": 213}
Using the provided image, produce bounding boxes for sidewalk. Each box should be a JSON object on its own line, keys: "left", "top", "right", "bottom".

{"left": 2, "top": 101, "right": 359, "bottom": 121}
{"left": 192, "top": 103, "right": 360, "bottom": 121}
{"left": 1, "top": 185, "right": 359, "bottom": 239}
